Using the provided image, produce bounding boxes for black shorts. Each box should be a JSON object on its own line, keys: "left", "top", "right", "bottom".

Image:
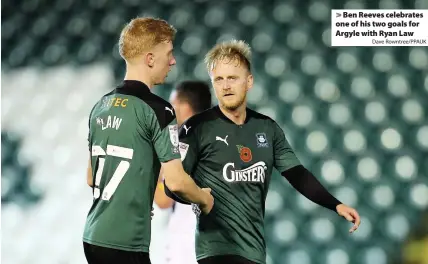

{"left": 83, "top": 242, "right": 151, "bottom": 264}
{"left": 198, "top": 255, "right": 257, "bottom": 264}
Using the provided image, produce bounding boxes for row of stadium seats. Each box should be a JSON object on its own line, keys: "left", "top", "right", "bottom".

{"left": 1, "top": 65, "right": 110, "bottom": 264}
{"left": 267, "top": 176, "right": 428, "bottom": 218}
{"left": 1, "top": 132, "right": 41, "bottom": 205}
{"left": 3, "top": 0, "right": 427, "bottom": 30}
{"left": 264, "top": 177, "right": 428, "bottom": 264}
{"left": 3, "top": 0, "right": 428, "bottom": 73}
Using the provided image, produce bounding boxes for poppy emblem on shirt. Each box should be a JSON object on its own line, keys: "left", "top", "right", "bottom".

{"left": 237, "top": 145, "right": 252, "bottom": 162}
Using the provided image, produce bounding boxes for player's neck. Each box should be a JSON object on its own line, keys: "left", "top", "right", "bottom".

{"left": 124, "top": 64, "right": 153, "bottom": 89}
{"left": 219, "top": 105, "right": 247, "bottom": 125}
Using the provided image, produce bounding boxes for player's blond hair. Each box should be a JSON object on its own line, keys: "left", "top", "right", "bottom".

{"left": 119, "top": 17, "right": 177, "bottom": 61}
{"left": 204, "top": 40, "right": 252, "bottom": 73}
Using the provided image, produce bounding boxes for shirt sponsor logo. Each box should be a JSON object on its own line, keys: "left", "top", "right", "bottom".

{"left": 256, "top": 133, "right": 268, "bottom": 148}
{"left": 222, "top": 161, "right": 267, "bottom": 183}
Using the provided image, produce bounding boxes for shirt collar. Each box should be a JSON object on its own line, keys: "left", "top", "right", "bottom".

{"left": 214, "top": 105, "right": 251, "bottom": 124}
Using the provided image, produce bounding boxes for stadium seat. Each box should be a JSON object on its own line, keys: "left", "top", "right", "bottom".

{"left": 354, "top": 152, "right": 383, "bottom": 184}
{"left": 356, "top": 244, "right": 391, "bottom": 264}
{"left": 406, "top": 179, "right": 428, "bottom": 212}
{"left": 203, "top": 3, "right": 227, "bottom": 29}
{"left": 320, "top": 241, "right": 354, "bottom": 264}
{"left": 277, "top": 241, "right": 320, "bottom": 264}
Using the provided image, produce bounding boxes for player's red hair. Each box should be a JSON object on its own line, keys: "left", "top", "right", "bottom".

{"left": 119, "top": 17, "right": 177, "bottom": 61}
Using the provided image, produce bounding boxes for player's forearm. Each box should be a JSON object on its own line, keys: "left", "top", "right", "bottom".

{"left": 164, "top": 172, "right": 206, "bottom": 205}
{"left": 154, "top": 181, "right": 175, "bottom": 209}
{"left": 164, "top": 179, "right": 191, "bottom": 204}
{"left": 282, "top": 165, "right": 341, "bottom": 212}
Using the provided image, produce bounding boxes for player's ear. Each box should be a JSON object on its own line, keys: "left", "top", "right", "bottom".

{"left": 246, "top": 74, "right": 254, "bottom": 91}
{"left": 146, "top": 52, "right": 155, "bottom": 68}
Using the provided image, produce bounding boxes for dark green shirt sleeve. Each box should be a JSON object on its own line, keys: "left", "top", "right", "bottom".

{"left": 150, "top": 111, "right": 181, "bottom": 163}
{"left": 273, "top": 121, "right": 301, "bottom": 173}
{"left": 163, "top": 120, "right": 199, "bottom": 204}
{"left": 178, "top": 122, "right": 198, "bottom": 174}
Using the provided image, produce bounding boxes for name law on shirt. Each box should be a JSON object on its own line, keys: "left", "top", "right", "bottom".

{"left": 96, "top": 116, "right": 122, "bottom": 130}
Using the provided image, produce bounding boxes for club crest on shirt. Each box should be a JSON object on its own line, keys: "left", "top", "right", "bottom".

{"left": 256, "top": 133, "right": 268, "bottom": 148}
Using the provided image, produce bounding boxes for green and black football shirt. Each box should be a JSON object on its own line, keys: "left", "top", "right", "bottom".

{"left": 177, "top": 106, "right": 301, "bottom": 264}
{"left": 83, "top": 80, "right": 180, "bottom": 252}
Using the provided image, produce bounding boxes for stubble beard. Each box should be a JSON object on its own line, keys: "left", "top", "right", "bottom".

{"left": 222, "top": 93, "right": 246, "bottom": 111}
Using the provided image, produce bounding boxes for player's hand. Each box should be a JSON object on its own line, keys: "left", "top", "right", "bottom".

{"left": 199, "top": 188, "right": 214, "bottom": 215}
{"left": 336, "top": 204, "right": 361, "bottom": 233}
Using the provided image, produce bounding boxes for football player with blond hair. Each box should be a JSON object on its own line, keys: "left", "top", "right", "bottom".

{"left": 165, "top": 40, "right": 360, "bottom": 264}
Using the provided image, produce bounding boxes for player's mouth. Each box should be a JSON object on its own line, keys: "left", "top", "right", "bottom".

{"left": 223, "top": 93, "right": 234, "bottom": 97}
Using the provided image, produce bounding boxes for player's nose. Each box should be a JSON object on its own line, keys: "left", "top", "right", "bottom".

{"left": 222, "top": 88, "right": 232, "bottom": 95}
{"left": 222, "top": 81, "right": 231, "bottom": 90}
{"left": 170, "top": 56, "right": 176, "bottom": 66}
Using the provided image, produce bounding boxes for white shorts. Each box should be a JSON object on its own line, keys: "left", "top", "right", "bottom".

{"left": 150, "top": 203, "right": 198, "bottom": 264}
{"left": 165, "top": 203, "right": 197, "bottom": 264}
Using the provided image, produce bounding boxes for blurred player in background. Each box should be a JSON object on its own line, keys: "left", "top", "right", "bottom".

{"left": 165, "top": 40, "right": 361, "bottom": 264}
{"left": 153, "top": 80, "right": 212, "bottom": 264}
{"left": 83, "top": 17, "right": 213, "bottom": 264}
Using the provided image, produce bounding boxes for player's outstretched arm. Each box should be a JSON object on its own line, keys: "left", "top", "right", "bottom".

{"left": 164, "top": 179, "right": 190, "bottom": 204}
{"left": 162, "top": 159, "right": 214, "bottom": 214}
{"left": 154, "top": 168, "right": 175, "bottom": 209}
{"left": 272, "top": 121, "right": 360, "bottom": 232}
{"left": 282, "top": 165, "right": 360, "bottom": 233}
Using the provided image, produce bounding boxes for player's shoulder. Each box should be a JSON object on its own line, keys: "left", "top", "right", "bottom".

{"left": 111, "top": 80, "right": 174, "bottom": 114}
{"left": 184, "top": 106, "right": 219, "bottom": 127}
{"left": 111, "top": 81, "right": 175, "bottom": 129}
{"left": 247, "top": 108, "right": 276, "bottom": 124}
{"left": 179, "top": 107, "right": 219, "bottom": 137}
{"left": 90, "top": 90, "right": 114, "bottom": 116}
{"left": 116, "top": 85, "right": 173, "bottom": 112}
{"left": 247, "top": 108, "right": 283, "bottom": 132}
{"left": 141, "top": 93, "right": 176, "bottom": 129}
{"left": 142, "top": 92, "right": 174, "bottom": 115}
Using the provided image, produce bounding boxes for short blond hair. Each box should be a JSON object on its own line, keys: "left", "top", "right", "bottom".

{"left": 119, "top": 17, "right": 177, "bottom": 61}
{"left": 204, "top": 40, "right": 252, "bottom": 72}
